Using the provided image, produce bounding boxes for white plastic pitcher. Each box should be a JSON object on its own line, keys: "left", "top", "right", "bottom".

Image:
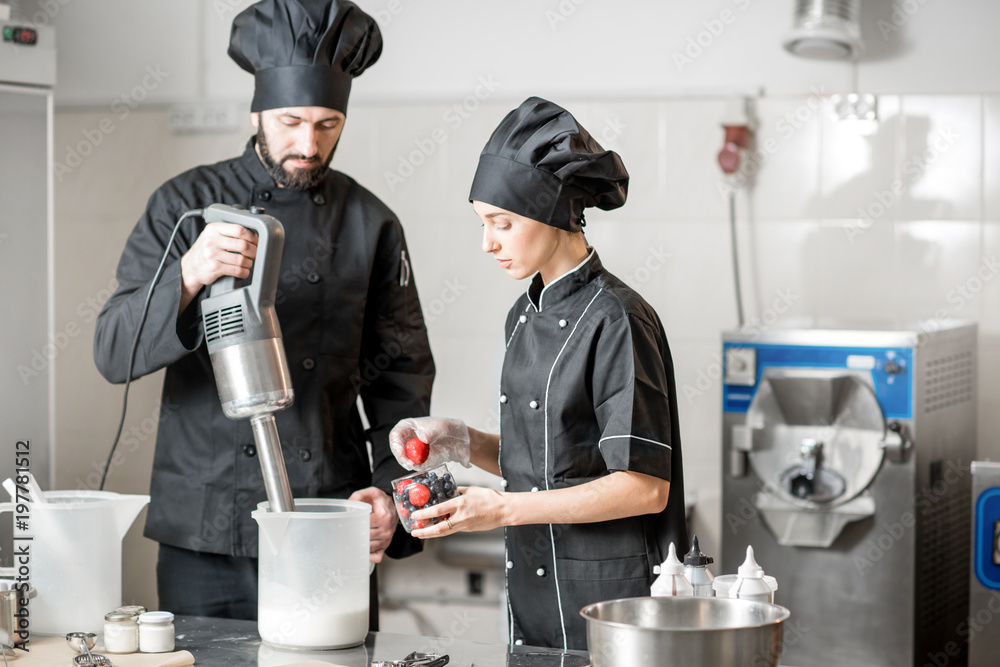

{"left": 252, "top": 498, "right": 373, "bottom": 650}
{"left": 0, "top": 490, "right": 149, "bottom": 635}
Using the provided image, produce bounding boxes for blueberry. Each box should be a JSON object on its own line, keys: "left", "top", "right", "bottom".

{"left": 443, "top": 473, "right": 453, "bottom": 483}
{"left": 427, "top": 472, "right": 437, "bottom": 481}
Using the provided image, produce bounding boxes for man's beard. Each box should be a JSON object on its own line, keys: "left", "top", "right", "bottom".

{"left": 256, "top": 125, "right": 334, "bottom": 190}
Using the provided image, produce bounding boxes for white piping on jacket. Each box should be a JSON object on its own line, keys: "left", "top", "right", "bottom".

{"left": 526, "top": 249, "right": 594, "bottom": 312}
{"left": 598, "top": 434, "right": 672, "bottom": 451}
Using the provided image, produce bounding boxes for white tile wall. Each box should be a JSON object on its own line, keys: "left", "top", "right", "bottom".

{"left": 986, "top": 97, "right": 1000, "bottom": 221}
{"left": 52, "top": 91, "right": 1000, "bottom": 634}
{"left": 817, "top": 96, "right": 901, "bottom": 221}
{"left": 898, "top": 96, "right": 982, "bottom": 221}
{"left": 750, "top": 96, "right": 823, "bottom": 220}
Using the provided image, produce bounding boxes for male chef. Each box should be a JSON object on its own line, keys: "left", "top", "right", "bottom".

{"left": 93, "top": 0, "right": 434, "bottom": 623}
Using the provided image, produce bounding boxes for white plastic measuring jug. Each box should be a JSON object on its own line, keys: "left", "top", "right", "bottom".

{"left": 253, "top": 498, "right": 373, "bottom": 650}
{"left": 0, "top": 489, "right": 149, "bottom": 635}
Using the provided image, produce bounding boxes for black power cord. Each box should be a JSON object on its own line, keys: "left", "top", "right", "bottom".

{"left": 100, "top": 209, "right": 203, "bottom": 491}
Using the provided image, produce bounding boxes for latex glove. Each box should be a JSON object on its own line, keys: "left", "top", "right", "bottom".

{"left": 389, "top": 417, "right": 471, "bottom": 471}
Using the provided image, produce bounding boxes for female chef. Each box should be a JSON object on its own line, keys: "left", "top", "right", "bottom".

{"left": 389, "top": 97, "right": 687, "bottom": 650}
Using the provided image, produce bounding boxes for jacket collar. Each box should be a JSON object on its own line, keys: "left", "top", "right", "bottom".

{"left": 527, "top": 249, "right": 603, "bottom": 311}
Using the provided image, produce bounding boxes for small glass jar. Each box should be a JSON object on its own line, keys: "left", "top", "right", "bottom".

{"left": 103, "top": 611, "right": 139, "bottom": 654}
{"left": 138, "top": 611, "right": 175, "bottom": 653}
{"left": 391, "top": 463, "right": 457, "bottom": 533}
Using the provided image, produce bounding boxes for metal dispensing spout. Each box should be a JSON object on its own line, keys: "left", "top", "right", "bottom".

{"left": 200, "top": 204, "right": 296, "bottom": 512}
{"left": 790, "top": 438, "right": 823, "bottom": 499}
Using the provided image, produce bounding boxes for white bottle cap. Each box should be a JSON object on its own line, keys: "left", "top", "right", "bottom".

{"left": 738, "top": 545, "right": 765, "bottom": 579}
{"left": 659, "top": 543, "right": 685, "bottom": 575}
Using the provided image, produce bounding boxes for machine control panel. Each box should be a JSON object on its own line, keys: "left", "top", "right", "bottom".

{"left": 2, "top": 25, "right": 37, "bottom": 45}
{"left": 724, "top": 347, "right": 756, "bottom": 386}
{"left": 722, "top": 343, "right": 914, "bottom": 419}
{"left": 974, "top": 487, "right": 1000, "bottom": 588}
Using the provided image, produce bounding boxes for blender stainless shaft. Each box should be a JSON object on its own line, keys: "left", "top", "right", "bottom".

{"left": 250, "top": 415, "right": 295, "bottom": 513}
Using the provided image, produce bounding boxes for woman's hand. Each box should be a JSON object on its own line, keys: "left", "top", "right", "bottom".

{"left": 388, "top": 417, "right": 471, "bottom": 471}
{"left": 411, "top": 486, "right": 509, "bottom": 538}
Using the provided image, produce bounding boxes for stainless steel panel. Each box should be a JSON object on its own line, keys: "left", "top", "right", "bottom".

{"left": 721, "top": 321, "right": 977, "bottom": 667}
{"left": 970, "top": 461, "right": 1000, "bottom": 667}
{"left": 0, "top": 84, "right": 51, "bottom": 521}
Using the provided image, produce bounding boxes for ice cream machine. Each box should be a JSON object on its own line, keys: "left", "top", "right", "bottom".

{"left": 721, "top": 321, "right": 977, "bottom": 667}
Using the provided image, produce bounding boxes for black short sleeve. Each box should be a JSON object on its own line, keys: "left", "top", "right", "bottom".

{"left": 592, "top": 313, "right": 673, "bottom": 480}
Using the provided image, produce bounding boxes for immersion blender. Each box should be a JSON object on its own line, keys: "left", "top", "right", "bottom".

{"left": 200, "top": 203, "right": 296, "bottom": 512}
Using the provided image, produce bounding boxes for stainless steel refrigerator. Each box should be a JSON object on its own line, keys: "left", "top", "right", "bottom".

{"left": 0, "top": 16, "right": 55, "bottom": 502}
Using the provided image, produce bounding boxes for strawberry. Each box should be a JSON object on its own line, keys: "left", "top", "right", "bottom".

{"left": 407, "top": 483, "right": 431, "bottom": 507}
{"left": 395, "top": 478, "right": 414, "bottom": 492}
{"left": 404, "top": 437, "right": 429, "bottom": 465}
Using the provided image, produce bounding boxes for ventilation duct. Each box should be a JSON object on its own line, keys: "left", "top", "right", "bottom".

{"left": 783, "top": 0, "right": 863, "bottom": 60}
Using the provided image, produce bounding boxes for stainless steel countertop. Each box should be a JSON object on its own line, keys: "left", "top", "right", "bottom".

{"left": 174, "top": 615, "right": 590, "bottom": 666}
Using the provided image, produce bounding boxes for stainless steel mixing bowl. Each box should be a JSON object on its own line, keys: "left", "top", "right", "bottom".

{"left": 581, "top": 596, "right": 791, "bottom": 667}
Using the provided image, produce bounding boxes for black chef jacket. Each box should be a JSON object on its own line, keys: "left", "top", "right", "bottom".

{"left": 93, "top": 139, "right": 435, "bottom": 558}
{"left": 499, "top": 250, "right": 687, "bottom": 650}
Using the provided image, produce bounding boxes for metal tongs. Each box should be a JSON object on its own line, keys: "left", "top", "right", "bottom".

{"left": 371, "top": 651, "right": 449, "bottom": 667}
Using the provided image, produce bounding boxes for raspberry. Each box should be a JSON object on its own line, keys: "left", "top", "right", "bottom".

{"left": 404, "top": 438, "right": 430, "bottom": 465}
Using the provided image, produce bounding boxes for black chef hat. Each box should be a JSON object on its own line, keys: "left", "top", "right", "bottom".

{"left": 229, "top": 0, "right": 382, "bottom": 114}
{"left": 469, "top": 97, "right": 629, "bottom": 232}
